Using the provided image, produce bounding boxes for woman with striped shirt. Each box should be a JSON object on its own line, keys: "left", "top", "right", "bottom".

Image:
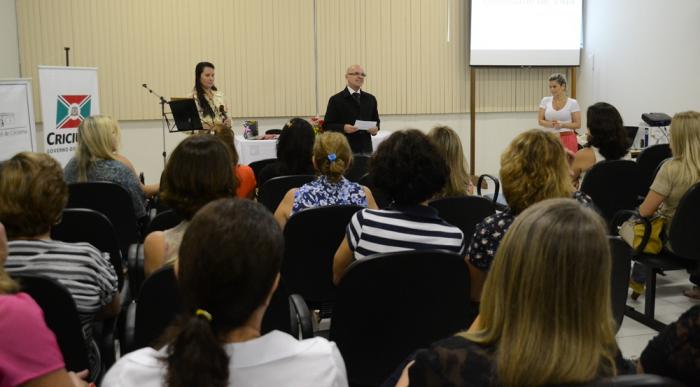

{"left": 333, "top": 130, "right": 465, "bottom": 285}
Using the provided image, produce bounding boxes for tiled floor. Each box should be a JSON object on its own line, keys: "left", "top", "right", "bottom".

{"left": 616, "top": 269, "right": 700, "bottom": 359}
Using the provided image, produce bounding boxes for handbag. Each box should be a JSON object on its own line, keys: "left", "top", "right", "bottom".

{"left": 618, "top": 215, "right": 666, "bottom": 254}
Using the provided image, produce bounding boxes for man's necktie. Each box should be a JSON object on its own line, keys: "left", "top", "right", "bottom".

{"left": 352, "top": 92, "right": 360, "bottom": 104}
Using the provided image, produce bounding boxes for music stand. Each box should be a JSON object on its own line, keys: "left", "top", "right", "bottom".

{"left": 168, "top": 99, "right": 203, "bottom": 132}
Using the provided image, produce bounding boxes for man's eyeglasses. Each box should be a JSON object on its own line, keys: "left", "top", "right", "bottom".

{"left": 347, "top": 72, "right": 367, "bottom": 77}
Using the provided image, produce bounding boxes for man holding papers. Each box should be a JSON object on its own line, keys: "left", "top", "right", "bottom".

{"left": 323, "top": 64, "right": 380, "bottom": 154}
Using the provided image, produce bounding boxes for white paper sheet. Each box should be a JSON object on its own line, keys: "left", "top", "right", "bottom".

{"left": 354, "top": 120, "right": 377, "bottom": 131}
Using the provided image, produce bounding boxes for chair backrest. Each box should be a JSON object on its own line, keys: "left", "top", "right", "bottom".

{"left": 258, "top": 174, "right": 315, "bottom": 212}
{"left": 132, "top": 266, "right": 293, "bottom": 351}
{"left": 51, "top": 208, "right": 125, "bottom": 291}
{"left": 429, "top": 196, "right": 496, "bottom": 240}
{"left": 344, "top": 154, "right": 371, "bottom": 182}
{"left": 580, "top": 160, "right": 643, "bottom": 224}
{"left": 133, "top": 265, "right": 182, "bottom": 350}
{"left": 282, "top": 205, "right": 363, "bottom": 311}
{"left": 358, "top": 173, "right": 392, "bottom": 209}
{"left": 14, "top": 274, "right": 90, "bottom": 373}
{"left": 329, "top": 250, "right": 473, "bottom": 386}
{"left": 636, "top": 144, "right": 672, "bottom": 195}
{"left": 608, "top": 236, "right": 632, "bottom": 330}
{"left": 577, "top": 374, "right": 685, "bottom": 387}
{"left": 146, "top": 209, "right": 182, "bottom": 234}
{"left": 668, "top": 182, "right": 700, "bottom": 260}
{"left": 66, "top": 182, "right": 140, "bottom": 257}
{"left": 248, "top": 157, "right": 277, "bottom": 182}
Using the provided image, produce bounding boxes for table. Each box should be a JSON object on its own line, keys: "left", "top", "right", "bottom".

{"left": 234, "top": 130, "right": 392, "bottom": 165}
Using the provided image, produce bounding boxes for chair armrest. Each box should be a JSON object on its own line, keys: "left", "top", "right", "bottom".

{"left": 121, "top": 300, "right": 137, "bottom": 354}
{"left": 477, "top": 174, "right": 500, "bottom": 204}
{"left": 289, "top": 294, "right": 314, "bottom": 339}
{"left": 127, "top": 244, "right": 144, "bottom": 297}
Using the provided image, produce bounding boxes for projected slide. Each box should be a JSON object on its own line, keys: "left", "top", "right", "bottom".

{"left": 470, "top": 0, "right": 583, "bottom": 66}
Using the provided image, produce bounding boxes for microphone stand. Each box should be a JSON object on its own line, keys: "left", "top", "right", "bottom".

{"left": 142, "top": 84, "right": 170, "bottom": 167}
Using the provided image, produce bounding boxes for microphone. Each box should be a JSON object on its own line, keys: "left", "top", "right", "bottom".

{"left": 142, "top": 83, "right": 147, "bottom": 88}
{"left": 219, "top": 105, "right": 228, "bottom": 123}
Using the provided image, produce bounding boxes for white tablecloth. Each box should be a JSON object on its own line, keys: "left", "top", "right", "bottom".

{"left": 234, "top": 131, "right": 391, "bottom": 165}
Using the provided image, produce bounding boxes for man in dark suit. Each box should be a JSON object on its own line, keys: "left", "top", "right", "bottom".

{"left": 323, "top": 64, "right": 380, "bottom": 154}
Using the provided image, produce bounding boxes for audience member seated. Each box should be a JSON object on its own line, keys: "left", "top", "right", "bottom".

{"left": 571, "top": 102, "right": 632, "bottom": 186}
{"left": 333, "top": 129, "right": 465, "bottom": 285}
{"left": 639, "top": 304, "right": 699, "bottom": 385}
{"left": 0, "top": 152, "right": 119, "bottom": 333}
{"left": 427, "top": 125, "right": 474, "bottom": 198}
{"left": 274, "top": 132, "right": 377, "bottom": 228}
{"left": 397, "top": 199, "right": 634, "bottom": 387}
{"left": 63, "top": 115, "right": 148, "bottom": 219}
{"left": 211, "top": 125, "right": 257, "bottom": 199}
{"left": 0, "top": 222, "right": 90, "bottom": 387}
{"left": 143, "top": 135, "right": 236, "bottom": 277}
{"left": 630, "top": 111, "right": 700, "bottom": 299}
{"left": 257, "top": 118, "right": 315, "bottom": 187}
{"left": 103, "top": 199, "right": 348, "bottom": 387}
{"left": 468, "top": 129, "right": 591, "bottom": 300}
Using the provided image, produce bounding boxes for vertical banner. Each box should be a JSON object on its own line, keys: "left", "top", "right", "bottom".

{"left": 0, "top": 79, "right": 37, "bottom": 160}
{"left": 39, "top": 66, "right": 99, "bottom": 166}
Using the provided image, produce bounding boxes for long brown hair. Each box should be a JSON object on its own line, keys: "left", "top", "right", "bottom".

{"left": 165, "top": 199, "right": 284, "bottom": 387}
{"left": 428, "top": 125, "right": 471, "bottom": 198}
{"left": 464, "top": 199, "right": 618, "bottom": 386}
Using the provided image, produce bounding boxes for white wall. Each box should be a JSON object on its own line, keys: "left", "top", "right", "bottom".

{"left": 0, "top": 0, "right": 19, "bottom": 78}
{"left": 577, "top": 0, "right": 700, "bottom": 126}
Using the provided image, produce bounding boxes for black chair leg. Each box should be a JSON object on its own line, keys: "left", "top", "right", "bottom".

{"left": 624, "top": 264, "right": 667, "bottom": 331}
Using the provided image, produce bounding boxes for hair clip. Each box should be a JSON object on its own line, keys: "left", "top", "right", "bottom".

{"left": 195, "top": 308, "right": 213, "bottom": 322}
{"left": 327, "top": 153, "right": 337, "bottom": 162}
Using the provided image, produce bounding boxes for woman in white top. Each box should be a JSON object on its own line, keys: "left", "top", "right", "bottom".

{"left": 571, "top": 102, "right": 633, "bottom": 186}
{"left": 191, "top": 61, "right": 231, "bottom": 130}
{"left": 538, "top": 73, "right": 582, "bottom": 153}
{"left": 103, "top": 199, "right": 348, "bottom": 387}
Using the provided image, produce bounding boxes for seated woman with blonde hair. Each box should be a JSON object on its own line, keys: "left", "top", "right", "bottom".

{"left": 143, "top": 135, "right": 236, "bottom": 277}
{"left": 63, "top": 115, "right": 155, "bottom": 220}
{"left": 427, "top": 125, "right": 474, "bottom": 198}
{"left": 467, "top": 129, "right": 591, "bottom": 300}
{"left": 399, "top": 199, "right": 634, "bottom": 386}
{"left": 274, "top": 132, "right": 377, "bottom": 229}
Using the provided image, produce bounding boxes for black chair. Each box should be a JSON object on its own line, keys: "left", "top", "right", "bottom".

{"left": 66, "top": 182, "right": 141, "bottom": 258}
{"left": 580, "top": 160, "right": 643, "bottom": 227}
{"left": 579, "top": 374, "right": 685, "bottom": 386}
{"left": 429, "top": 196, "right": 496, "bottom": 240}
{"left": 609, "top": 236, "right": 632, "bottom": 330}
{"left": 14, "top": 274, "right": 92, "bottom": 376}
{"left": 345, "top": 154, "right": 371, "bottom": 182}
{"left": 329, "top": 250, "right": 473, "bottom": 386}
{"left": 123, "top": 266, "right": 310, "bottom": 353}
{"left": 258, "top": 174, "right": 315, "bottom": 212}
{"left": 358, "top": 173, "right": 391, "bottom": 209}
{"left": 145, "top": 209, "right": 182, "bottom": 234}
{"left": 477, "top": 174, "right": 506, "bottom": 211}
{"left": 282, "top": 205, "right": 363, "bottom": 318}
{"left": 248, "top": 157, "right": 277, "bottom": 183}
{"left": 52, "top": 208, "right": 125, "bottom": 291}
{"left": 636, "top": 144, "right": 671, "bottom": 196}
{"left": 624, "top": 182, "right": 700, "bottom": 331}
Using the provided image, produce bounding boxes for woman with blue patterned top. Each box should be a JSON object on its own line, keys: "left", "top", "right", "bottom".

{"left": 274, "top": 132, "right": 377, "bottom": 229}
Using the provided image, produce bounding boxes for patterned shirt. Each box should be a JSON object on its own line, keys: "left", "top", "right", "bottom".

{"left": 346, "top": 205, "right": 466, "bottom": 260}
{"left": 64, "top": 158, "right": 147, "bottom": 219}
{"left": 468, "top": 192, "right": 592, "bottom": 271}
{"left": 6, "top": 239, "right": 118, "bottom": 326}
{"left": 292, "top": 176, "right": 368, "bottom": 214}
